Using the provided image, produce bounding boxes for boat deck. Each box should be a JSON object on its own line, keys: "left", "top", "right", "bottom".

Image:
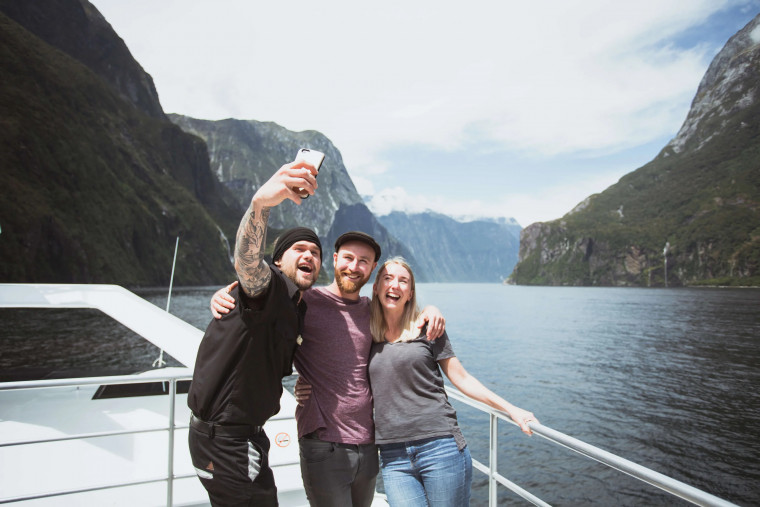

{"left": 0, "top": 284, "right": 736, "bottom": 506}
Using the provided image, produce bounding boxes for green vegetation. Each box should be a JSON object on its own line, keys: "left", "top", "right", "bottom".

{"left": 689, "top": 276, "right": 760, "bottom": 287}
{"left": 0, "top": 12, "right": 239, "bottom": 285}
{"left": 510, "top": 84, "right": 760, "bottom": 286}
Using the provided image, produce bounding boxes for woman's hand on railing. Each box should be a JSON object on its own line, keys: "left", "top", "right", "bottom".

{"left": 504, "top": 403, "right": 538, "bottom": 435}
{"left": 506, "top": 406, "right": 538, "bottom": 436}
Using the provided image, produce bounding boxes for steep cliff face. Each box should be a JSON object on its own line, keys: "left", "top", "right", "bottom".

{"left": 0, "top": 4, "right": 240, "bottom": 285}
{"left": 168, "top": 115, "right": 364, "bottom": 237}
{"left": 510, "top": 14, "right": 760, "bottom": 287}
{"left": 667, "top": 15, "right": 760, "bottom": 155}
{"left": 379, "top": 212, "right": 521, "bottom": 282}
{"left": 0, "top": 0, "right": 164, "bottom": 119}
{"left": 169, "top": 112, "right": 527, "bottom": 282}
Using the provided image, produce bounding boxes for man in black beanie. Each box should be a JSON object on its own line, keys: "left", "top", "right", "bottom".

{"left": 188, "top": 157, "right": 322, "bottom": 507}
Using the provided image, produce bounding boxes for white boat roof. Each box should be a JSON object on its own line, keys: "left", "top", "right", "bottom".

{"left": 0, "top": 284, "right": 203, "bottom": 368}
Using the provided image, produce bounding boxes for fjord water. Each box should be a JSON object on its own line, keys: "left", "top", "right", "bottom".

{"left": 1, "top": 285, "right": 758, "bottom": 505}
{"left": 412, "top": 284, "right": 760, "bottom": 506}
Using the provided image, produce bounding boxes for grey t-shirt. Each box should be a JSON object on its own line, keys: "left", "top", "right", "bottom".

{"left": 368, "top": 330, "right": 466, "bottom": 450}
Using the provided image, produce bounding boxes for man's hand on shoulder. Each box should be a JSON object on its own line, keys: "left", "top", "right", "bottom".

{"left": 211, "top": 281, "right": 238, "bottom": 319}
{"left": 417, "top": 305, "right": 446, "bottom": 340}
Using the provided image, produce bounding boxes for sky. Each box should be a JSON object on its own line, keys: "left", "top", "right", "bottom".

{"left": 90, "top": 0, "right": 760, "bottom": 227}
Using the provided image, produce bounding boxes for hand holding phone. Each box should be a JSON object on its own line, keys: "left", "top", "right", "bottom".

{"left": 293, "top": 148, "right": 325, "bottom": 199}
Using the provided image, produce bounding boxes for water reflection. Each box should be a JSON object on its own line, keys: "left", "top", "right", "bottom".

{"left": 1, "top": 284, "right": 758, "bottom": 505}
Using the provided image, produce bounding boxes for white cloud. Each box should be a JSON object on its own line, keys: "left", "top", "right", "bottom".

{"left": 91, "top": 0, "right": 751, "bottom": 225}
{"left": 95, "top": 1, "right": 729, "bottom": 152}
{"left": 495, "top": 172, "right": 627, "bottom": 226}
{"left": 752, "top": 22, "right": 760, "bottom": 41}
{"left": 350, "top": 175, "right": 375, "bottom": 197}
{"left": 367, "top": 169, "right": 630, "bottom": 227}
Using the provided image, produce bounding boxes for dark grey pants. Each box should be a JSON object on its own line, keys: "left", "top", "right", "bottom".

{"left": 299, "top": 436, "right": 379, "bottom": 506}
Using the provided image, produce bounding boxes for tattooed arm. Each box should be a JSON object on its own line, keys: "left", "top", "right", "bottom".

{"left": 234, "top": 203, "right": 272, "bottom": 297}
{"left": 234, "top": 159, "right": 320, "bottom": 298}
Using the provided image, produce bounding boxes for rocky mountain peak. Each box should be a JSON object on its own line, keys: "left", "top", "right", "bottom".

{"left": 168, "top": 115, "right": 364, "bottom": 237}
{"left": 666, "top": 13, "right": 760, "bottom": 154}
{"left": 509, "top": 13, "right": 760, "bottom": 287}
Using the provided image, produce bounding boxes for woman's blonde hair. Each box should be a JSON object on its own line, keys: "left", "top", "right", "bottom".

{"left": 370, "top": 257, "right": 420, "bottom": 343}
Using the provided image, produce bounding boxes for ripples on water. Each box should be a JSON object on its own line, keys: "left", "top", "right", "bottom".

{"left": 415, "top": 285, "right": 760, "bottom": 506}
{"left": 1, "top": 284, "right": 758, "bottom": 505}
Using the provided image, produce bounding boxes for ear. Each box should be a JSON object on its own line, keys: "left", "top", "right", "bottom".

{"left": 333, "top": 252, "right": 338, "bottom": 267}
{"left": 273, "top": 259, "right": 281, "bottom": 267}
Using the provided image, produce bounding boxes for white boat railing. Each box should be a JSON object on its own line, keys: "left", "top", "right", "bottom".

{"left": 445, "top": 387, "right": 739, "bottom": 507}
{"left": 0, "top": 285, "right": 742, "bottom": 505}
{"left": 0, "top": 374, "right": 739, "bottom": 506}
{"left": 0, "top": 371, "right": 204, "bottom": 505}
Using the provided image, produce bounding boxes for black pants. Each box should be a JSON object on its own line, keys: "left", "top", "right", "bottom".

{"left": 189, "top": 418, "right": 277, "bottom": 507}
{"left": 299, "top": 435, "right": 378, "bottom": 507}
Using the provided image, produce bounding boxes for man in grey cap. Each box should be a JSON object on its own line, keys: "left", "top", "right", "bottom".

{"left": 296, "top": 230, "right": 448, "bottom": 506}
{"left": 293, "top": 230, "right": 384, "bottom": 506}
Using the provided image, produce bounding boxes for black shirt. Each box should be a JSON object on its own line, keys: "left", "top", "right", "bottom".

{"left": 187, "top": 265, "right": 305, "bottom": 426}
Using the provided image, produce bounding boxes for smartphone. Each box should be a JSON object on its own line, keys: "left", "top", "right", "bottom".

{"left": 293, "top": 148, "right": 325, "bottom": 199}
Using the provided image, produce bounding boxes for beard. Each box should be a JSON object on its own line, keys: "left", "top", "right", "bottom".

{"left": 279, "top": 260, "right": 317, "bottom": 291}
{"left": 335, "top": 269, "right": 370, "bottom": 294}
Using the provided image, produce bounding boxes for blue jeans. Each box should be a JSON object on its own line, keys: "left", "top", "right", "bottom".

{"left": 379, "top": 436, "right": 472, "bottom": 506}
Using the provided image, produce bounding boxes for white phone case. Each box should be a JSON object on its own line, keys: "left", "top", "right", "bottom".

{"left": 294, "top": 148, "right": 325, "bottom": 198}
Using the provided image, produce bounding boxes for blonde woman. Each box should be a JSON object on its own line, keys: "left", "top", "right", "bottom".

{"left": 369, "top": 257, "right": 537, "bottom": 506}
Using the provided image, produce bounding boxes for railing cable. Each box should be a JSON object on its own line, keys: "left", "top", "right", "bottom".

{"left": 445, "top": 387, "right": 737, "bottom": 507}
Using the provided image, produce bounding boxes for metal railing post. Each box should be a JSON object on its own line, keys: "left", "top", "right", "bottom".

{"left": 445, "top": 387, "right": 738, "bottom": 507}
{"left": 489, "top": 413, "right": 498, "bottom": 506}
{"left": 0, "top": 369, "right": 741, "bottom": 507}
{"left": 167, "top": 378, "right": 176, "bottom": 507}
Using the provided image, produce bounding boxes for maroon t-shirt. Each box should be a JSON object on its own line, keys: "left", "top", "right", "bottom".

{"left": 294, "top": 287, "right": 375, "bottom": 444}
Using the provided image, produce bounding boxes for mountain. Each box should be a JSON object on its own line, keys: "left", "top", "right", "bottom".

{"left": 167, "top": 115, "right": 363, "bottom": 237}
{"left": 325, "top": 203, "right": 425, "bottom": 280}
{"left": 167, "top": 116, "right": 524, "bottom": 282}
{"left": 0, "top": 0, "right": 164, "bottom": 119}
{"left": 378, "top": 212, "right": 521, "bottom": 282}
{"left": 0, "top": 0, "right": 521, "bottom": 286}
{"left": 509, "top": 14, "right": 760, "bottom": 287}
{"left": 0, "top": 0, "right": 240, "bottom": 285}
{"left": 166, "top": 115, "right": 429, "bottom": 279}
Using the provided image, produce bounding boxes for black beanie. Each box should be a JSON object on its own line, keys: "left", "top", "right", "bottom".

{"left": 272, "top": 227, "right": 322, "bottom": 263}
